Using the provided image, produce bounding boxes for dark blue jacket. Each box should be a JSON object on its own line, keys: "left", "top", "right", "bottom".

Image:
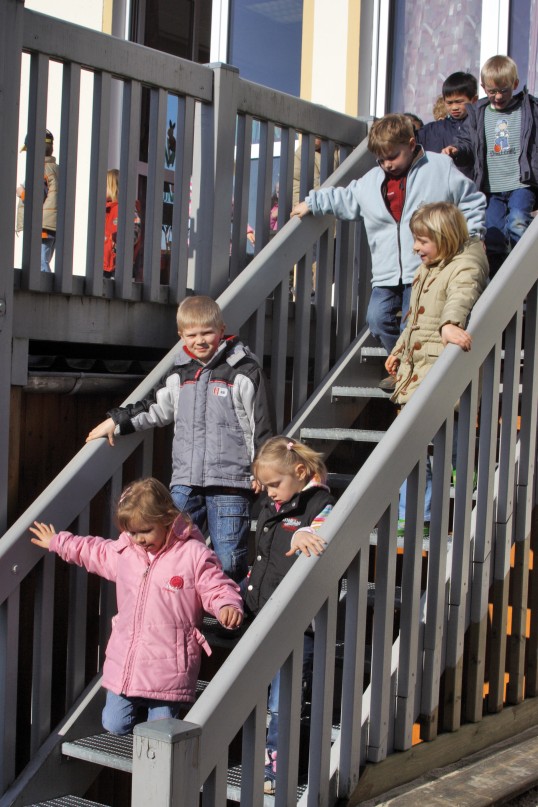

{"left": 416, "top": 117, "right": 474, "bottom": 179}
{"left": 453, "top": 89, "right": 538, "bottom": 190}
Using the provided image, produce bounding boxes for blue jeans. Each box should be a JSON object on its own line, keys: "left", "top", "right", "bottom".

{"left": 485, "top": 188, "right": 535, "bottom": 277}
{"left": 367, "top": 283, "right": 412, "bottom": 354}
{"left": 102, "top": 691, "right": 189, "bottom": 735}
{"left": 399, "top": 419, "right": 459, "bottom": 523}
{"left": 41, "top": 235, "right": 55, "bottom": 272}
{"left": 171, "top": 485, "right": 251, "bottom": 582}
{"left": 266, "top": 633, "right": 314, "bottom": 754}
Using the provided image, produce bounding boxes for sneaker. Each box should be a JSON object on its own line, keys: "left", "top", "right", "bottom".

{"left": 378, "top": 375, "right": 396, "bottom": 391}
{"left": 263, "top": 777, "right": 276, "bottom": 795}
{"left": 264, "top": 749, "right": 277, "bottom": 794}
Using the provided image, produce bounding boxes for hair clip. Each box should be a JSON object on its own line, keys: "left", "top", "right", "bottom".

{"left": 118, "top": 485, "right": 132, "bottom": 505}
{"left": 286, "top": 441, "right": 294, "bottom": 450}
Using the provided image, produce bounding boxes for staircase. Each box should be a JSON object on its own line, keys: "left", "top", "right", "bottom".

{"left": 4, "top": 225, "right": 538, "bottom": 805}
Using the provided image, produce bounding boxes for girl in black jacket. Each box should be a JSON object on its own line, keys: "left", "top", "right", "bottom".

{"left": 244, "top": 436, "right": 334, "bottom": 795}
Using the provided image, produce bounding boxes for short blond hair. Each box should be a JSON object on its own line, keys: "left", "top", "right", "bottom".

{"left": 252, "top": 436, "right": 328, "bottom": 484}
{"left": 176, "top": 295, "right": 225, "bottom": 333}
{"left": 368, "top": 114, "right": 415, "bottom": 157}
{"left": 410, "top": 202, "right": 469, "bottom": 264}
{"left": 481, "top": 55, "right": 519, "bottom": 88}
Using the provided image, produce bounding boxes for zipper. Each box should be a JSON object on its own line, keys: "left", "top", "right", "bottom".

{"left": 122, "top": 559, "right": 152, "bottom": 692}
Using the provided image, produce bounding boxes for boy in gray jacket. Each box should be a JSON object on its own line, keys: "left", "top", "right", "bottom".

{"left": 87, "top": 296, "right": 275, "bottom": 582}
{"left": 291, "top": 113, "right": 486, "bottom": 387}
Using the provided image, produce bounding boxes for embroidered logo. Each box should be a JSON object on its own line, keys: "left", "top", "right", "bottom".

{"left": 282, "top": 517, "right": 302, "bottom": 532}
{"left": 165, "top": 576, "right": 184, "bottom": 591}
{"left": 212, "top": 386, "right": 228, "bottom": 397}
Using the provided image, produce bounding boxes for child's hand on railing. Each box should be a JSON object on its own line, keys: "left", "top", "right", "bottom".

{"left": 218, "top": 606, "right": 244, "bottom": 629}
{"left": 441, "top": 323, "right": 472, "bottom": 350}
{"left": 86, "top": 417, "right": 116, "bottom": 446}
{"left": 29, "top": 521, "right": 56, "bottom": 550}
{"left": 286, "top": 529, "right": 326, "bottom": 558}
{"left": 290, "top": 201, "right": 310, "bottom": 219}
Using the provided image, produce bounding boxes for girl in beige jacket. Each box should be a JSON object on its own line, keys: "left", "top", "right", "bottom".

{"left": 384, "top": 202, "right": 489, "bottom": 535}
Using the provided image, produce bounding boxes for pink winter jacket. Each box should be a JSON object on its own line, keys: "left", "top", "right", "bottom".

{"left": 50, "top": 516, "right": 242, "bottom": 703}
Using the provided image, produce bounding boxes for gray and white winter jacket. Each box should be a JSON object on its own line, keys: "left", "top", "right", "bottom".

{"left": 108, "top": 337, "right": 274, "bottom": 489}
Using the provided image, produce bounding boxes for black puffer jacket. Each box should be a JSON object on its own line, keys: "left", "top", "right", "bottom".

{"left": 244, "top": 482, "right": 334, "bottom": 616}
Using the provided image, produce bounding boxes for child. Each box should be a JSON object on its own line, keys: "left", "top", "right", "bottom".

{"left": 86, "top": 295, "right": 275, "bottom": 583}
{"left": 243, "top": 436, "right": 333, "bottom": 795}
{"left": 16, "top": 129, "right": 60, "bottom": 273}
{"left": 384, "top": 202, "right": 489, "bottom": 534}
{"left": 416, "top": 72, "right": 478, "bottom": 179}
{"left": 29, "top": 478, "right": 243, "bottom": 735}
{"left": 443, "top": 56, "right": 538, "bottom": 277}
{"left": 104, "top": 168, "right": 143, "bottom": 278}
{"left": 290, "top": 113, "right": 486, "bottom": 389}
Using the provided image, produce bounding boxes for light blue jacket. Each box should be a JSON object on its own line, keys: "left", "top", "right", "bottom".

{"left": 306, "top": 148, "right": 486, "bottom": 287}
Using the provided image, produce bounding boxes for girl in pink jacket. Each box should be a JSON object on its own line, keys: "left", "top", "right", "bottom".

{"left": 30, "top": 477, "right": 243, "bottom": 734}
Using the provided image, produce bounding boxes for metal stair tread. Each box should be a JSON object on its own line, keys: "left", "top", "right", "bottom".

{"left": 332, "top": 384, "right": 393, "bottom": 399}
{"left": 360, "top": 345, "right": 388, "bottom": 358}
{"left": 226, "top": 764, "right": 308, "bottom": 804}
{"left": 300, "top": 427, "right": 386, "bottom": 443}
{"left": 61, "top": 734, "right": 133, "bottom": 773}
{"left": 22, "top": 799, "right": 109, "bottom": 807}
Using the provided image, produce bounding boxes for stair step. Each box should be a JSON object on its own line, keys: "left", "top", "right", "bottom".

{"left": 300, "top": 427, "right": 385, "bottom": 443}
{"left": 361, "top": 345, "right": 387, "bottom": 359}
{"left": 24, "top": 799, "right": 109, "bottom": 807}
{"left": 226, "top": 764, "right": 308, "bottom": 804}
{"left": 62, "top": 734, "right": 133, "bottom": 773}
{"left": 332, "top": 385, "right": 392, "bottom": 400}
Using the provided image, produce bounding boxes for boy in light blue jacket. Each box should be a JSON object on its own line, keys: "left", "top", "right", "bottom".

{"left": 291, "top": 113, "right": 486, "bottom": 388}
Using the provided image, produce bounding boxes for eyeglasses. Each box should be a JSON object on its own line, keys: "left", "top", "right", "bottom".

{"left": 483, "top": 86, "right": 512, "bottom": 97}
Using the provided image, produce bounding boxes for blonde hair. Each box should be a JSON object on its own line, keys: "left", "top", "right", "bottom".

{"left": 410, "top": 202, "right": 469, "bottom": 264}
{"left": 176, "top": 295, "right": 225, "bottom": 333}
{"left": 116, "top": 478, "right": 182, "bottom": 532}
{"left": 252, "top": 436, "right": 328, "bottom": 484}
{"left": 106, "top": 169, "right": 120, "bottom": 202}
{"left": 481, "top": 55, "right": 519, "bottom": 88}
{"left": 368, "top": 114, "right": 415, "bottom": 157}
{"left": 432, "top": 95, "right": 447, "bottom": 120}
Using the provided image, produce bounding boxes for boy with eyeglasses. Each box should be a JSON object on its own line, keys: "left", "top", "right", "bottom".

{"left": 443, "top": 56, "right": 538, "bottom": 277}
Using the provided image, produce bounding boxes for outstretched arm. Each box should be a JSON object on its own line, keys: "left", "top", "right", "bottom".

{"left": 29, "top": 521, "right": 56, "bottom": 550}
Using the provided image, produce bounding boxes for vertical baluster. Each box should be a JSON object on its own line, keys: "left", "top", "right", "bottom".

{"left": 86, "top": 70, "right": 111, "bottom": 296}
{"left": 465, "top": 343, "right": 501, "bottom": 720}
{"left": 56, "top": 62, "right": 81, "bottom": 293}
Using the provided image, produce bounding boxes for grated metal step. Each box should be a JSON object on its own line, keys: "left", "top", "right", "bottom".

{"left": 331, "top": 385, "right": 393, "bottom": 400}
{"left": 226, "top": 764, "right": 308, "bottom": 804}
{"left": 62, "top": 734, "right": 133, "bottom": 773}
{"left": 23, "top": 799, "right": 109, "bottom": 807}
{"left": 300, "top": 427, "right": 386, "bottom": 443}
{"left": 360, "top": 345, "right": 387, "bottom": 359}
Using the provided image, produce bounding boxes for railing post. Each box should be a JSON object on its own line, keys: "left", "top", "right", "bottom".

{"left": 0, "top": 0, "right": 24, "bottom": 531}
{"left": 132, "top": 719, "right": 202, "bottom": 807}
{"left": 189, "top": 63, "right": 238, "bottom": 297}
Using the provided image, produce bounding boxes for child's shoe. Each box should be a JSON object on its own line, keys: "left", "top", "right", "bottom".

{"left": 264, "top": 749, "right": 277, "bottom": 794}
